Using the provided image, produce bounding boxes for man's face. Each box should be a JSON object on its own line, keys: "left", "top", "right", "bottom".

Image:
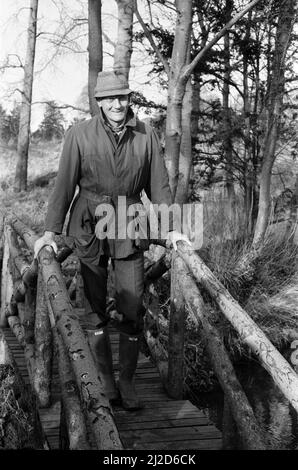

{"left": 98, "top": 95, "right": 130, "bottom": 126}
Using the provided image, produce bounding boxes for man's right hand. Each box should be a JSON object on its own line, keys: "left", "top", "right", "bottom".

{"left": 34, "top": 231, "right": 58, "bottom": 259}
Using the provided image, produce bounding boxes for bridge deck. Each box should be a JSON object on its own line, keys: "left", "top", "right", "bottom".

{"left": 3, "top": 321, "right": 222, "bottom": 450}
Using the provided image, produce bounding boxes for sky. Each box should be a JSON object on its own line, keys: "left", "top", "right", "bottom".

{"left": 0, "top": 0, "right": 167, "bottom": 130}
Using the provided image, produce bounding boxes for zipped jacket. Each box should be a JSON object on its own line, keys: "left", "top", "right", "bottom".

{"left": 44, "top": 108, "right": 173, "bottom": 261}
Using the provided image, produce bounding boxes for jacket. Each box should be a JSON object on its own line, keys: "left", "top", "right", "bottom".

{"left": 44, "top": 108, "right": 173, "bottom": 262}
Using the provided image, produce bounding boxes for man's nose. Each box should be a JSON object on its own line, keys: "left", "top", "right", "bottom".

{"left": 112, "top": 98, "right": 122, "bottom": 107}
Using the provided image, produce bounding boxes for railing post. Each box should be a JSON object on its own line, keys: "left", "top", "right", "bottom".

{"left": 0, "top": 225, "right": 11, "bottom": 327}
{"left": 167, "top": 252, "right": 186, "bottom": 399}
{"left": 34, "top": 269, "right": 53, "bottom": 408}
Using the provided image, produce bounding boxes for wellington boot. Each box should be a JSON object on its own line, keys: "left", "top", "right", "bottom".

{"left": 87, "top": 327, "right": 120, "bottom": 404}
{"left": 118, "top": 333, "right": 143, "bottom": 411}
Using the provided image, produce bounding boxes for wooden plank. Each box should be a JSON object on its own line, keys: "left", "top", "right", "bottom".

{"left": 140, "top": 439, "right": 223, "bottom": 450}
{"left": 117, "top": 418, "right": 210, "bottom": 430}
{"left": 115, "top": 400, "right": 202, "bottom": 411}
{"left": 116, "top": 413, "right": 208, "bottom": 425}
{"left": 120, "top": 425, "right": 222, "bottom": 443}
{"left": 115, "top": 410, "right": 208, "bottom": 424}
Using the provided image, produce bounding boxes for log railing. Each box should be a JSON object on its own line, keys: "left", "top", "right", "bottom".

{"left": 1, "top": 215, "right": 298, "bottom": 450}
{"left": 0, "top": 215, "right": 122, "bottom": 450}
{"left": 143, "top": 241, "right": 298, "bottom": 449}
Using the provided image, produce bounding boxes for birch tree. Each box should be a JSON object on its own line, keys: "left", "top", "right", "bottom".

{"left": 114, "top": 0, "right": 134, "bottom": 79}
{"left": 14, "top": 0, "right": 39, "bottom": 192}
{"left": 136, "top": 0, "right": 262, "bottom": 202}
{"left": 88, "top": 0, "right": 103, "bottom": 116}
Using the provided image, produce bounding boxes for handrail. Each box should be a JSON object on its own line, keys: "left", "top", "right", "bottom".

{"left": 175, "top": 241, "right": 298, "bottom": 414}
{"left": 0, "top": 216, "right": 123, "bottom": 450}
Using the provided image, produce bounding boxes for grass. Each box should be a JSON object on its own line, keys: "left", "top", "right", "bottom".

{"left": 0, "top": 140, "right": 61, "bottom": 234}
{"left": 0, "top": 365, "right": 37, "bottom": 449}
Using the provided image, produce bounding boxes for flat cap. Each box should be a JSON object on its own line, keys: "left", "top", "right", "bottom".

{"left": 94, "top": 71, "right": 132, "bottom": 98}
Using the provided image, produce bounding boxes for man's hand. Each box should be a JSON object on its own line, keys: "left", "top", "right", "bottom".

{"left": 34, "top": 231, "right": 58, "bottom": 259}
{"left": 166, "top": 230, "right": 192, "bottom": 251}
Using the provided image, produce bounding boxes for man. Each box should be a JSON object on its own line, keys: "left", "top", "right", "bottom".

{"left": 34, "top": 71, "right": 190, "bottom": 411}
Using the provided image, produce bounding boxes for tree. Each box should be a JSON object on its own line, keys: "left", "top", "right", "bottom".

{"left": 37, "top": 101, "right": 65, "bottom": 141}
{"left": 88, "top": 0, "right": 103, "bottom": 116}
{"left": 14, "top": 0, "right": 39, "bottom": 192}
{"left": 0, "top": 103, "right": 20, "bottom": 144}
{"left": 136, "top": 0, "right": 262, "bottom": 202}
{"left": 114, "top": 0, "right": 134, "bottom": 78}
{"left": 252, "top": 0, "right": 297, "bottom": 245}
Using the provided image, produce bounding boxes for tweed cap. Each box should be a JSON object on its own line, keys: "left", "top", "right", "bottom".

{"left": 94, "top": 71, "right": 132, "bottom": 98}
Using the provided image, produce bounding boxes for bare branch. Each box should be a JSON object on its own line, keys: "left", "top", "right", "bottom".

{"left": 182, "top": 0, "right": 262, "bottom": 81}
{"left": 103, "top": 31, "right": 116, "bottom": 48}
{"left": 33, "top": 100, "right": 89, "bottom": 114}
{"left": 134, "top": 0, "right": 170, "bottom": 77}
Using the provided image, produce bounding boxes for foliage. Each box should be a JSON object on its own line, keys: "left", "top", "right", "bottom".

{"left": 0, "top": 365, "right": 38, "bottom": 449}
{"left": 0, "top": 103, "right": 20, "bottom": 143}
{"left": 35, "top": 101, "right": 65, "bottom": 141}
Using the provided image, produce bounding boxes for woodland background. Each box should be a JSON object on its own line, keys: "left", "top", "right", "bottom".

{"left": 1, "top": 0, "right": 298, "bottom": 432}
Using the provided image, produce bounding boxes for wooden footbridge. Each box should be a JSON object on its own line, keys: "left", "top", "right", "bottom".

{"left": 0, "top": 215, "right": 222, "bottom": 450}
{"left": 1, "top": 214, "right": 298, "bottom": 450}
{"left": 2, "top": 320, "right": 221, "bottom": 450}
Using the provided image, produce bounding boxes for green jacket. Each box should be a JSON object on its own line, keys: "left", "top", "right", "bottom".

{"left": 44, "top": 108, "right": 173, "bottom": 261}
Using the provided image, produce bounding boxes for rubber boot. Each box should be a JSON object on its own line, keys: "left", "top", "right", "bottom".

{"left": 118, "top": 333, "right": 143, "bottom": 411}
{"left": 87, "top": 327, "right": 120, "bottom": 404}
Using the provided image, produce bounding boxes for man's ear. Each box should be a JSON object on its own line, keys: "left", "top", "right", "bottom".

{"left": 96, "top": 99, "right": 102, "bottom": 107}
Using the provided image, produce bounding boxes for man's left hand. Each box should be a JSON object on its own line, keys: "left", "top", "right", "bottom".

{"left": 166, "top": 230, "right": 192, "bottom": 251}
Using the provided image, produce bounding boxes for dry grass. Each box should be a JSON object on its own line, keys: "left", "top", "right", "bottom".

{"left": 0, "top": 365, "right": 35, "bottom": 449}
{"left": 0, "top": 140, "right": 61, "bottom": 233}
{"left": 191, "top": 189, "right": 298, "bottom": 350}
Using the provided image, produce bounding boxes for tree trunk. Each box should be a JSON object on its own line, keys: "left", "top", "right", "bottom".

{"left": 114, "top": 0, "right": 134, "bottom": 79}
{"left": 242, "top": 11, "right": 254, "bottom": 233}
{"left": 223, "top": 0, "right": 235, "bottom": 230}
{"left": 253, "top": 0, "right": 296, "bottom": 245}
{"left": 175, "top": 75, "right": 193, "bottom": 204}
{"left": 88, "top": 0, "right": 103, "bottom": 116}
{"left": 164, "top": 0, "right": 192, "bottom": 200}
{"left": 14, "top": 0, "right": 39, "bottom": 192}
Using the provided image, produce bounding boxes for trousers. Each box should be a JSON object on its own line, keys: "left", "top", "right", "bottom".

{"left": 80, "top": 252, "right": 145, "bottom": 336}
